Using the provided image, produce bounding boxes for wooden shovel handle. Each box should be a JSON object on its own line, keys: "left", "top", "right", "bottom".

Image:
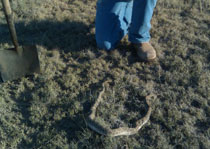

{"left": 1, "top": 0, "right": 22, "bottom": 54}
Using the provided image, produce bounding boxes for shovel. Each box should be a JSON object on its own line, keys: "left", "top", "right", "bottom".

{"left": 0, "top": 0, "right": 40, "bottom": 82}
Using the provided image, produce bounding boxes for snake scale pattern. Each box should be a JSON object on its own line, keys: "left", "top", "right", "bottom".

{"left": 86, "top": 80, "right": 153, "bottom": 137}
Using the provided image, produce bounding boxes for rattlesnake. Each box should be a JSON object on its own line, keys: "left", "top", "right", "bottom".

{"left": 86, "top": 80, "right": 153, "bottom": 137}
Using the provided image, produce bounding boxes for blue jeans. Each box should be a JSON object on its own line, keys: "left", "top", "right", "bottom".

{"left": 95, "top": 0, "right": 157, "bottom": 50}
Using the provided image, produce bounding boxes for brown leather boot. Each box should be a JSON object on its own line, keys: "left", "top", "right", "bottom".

{"left": 133, "top": 42, "right": 156, "bottom": 61}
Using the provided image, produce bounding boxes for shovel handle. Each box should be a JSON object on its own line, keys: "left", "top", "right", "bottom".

{"left": 1, "top": 0, "right": 22, "bottom": 54}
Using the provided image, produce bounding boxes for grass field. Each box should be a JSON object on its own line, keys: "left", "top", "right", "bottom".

{"left": 0, "top": 0, "right": 210, "bottom": 148}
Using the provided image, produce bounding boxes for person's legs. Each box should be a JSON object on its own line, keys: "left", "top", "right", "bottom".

{"left": 95, "top": 0, "right": 133, "bottom": 50}
{"left": 129, "top": 0, "right": 157, "bottom": 43}
{"left": 129, "top": 0, "right": 157, "bottom": 61}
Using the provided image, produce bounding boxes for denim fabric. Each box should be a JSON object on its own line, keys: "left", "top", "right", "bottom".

{"left": 95, "top": 0, "right": 157, "bottom": 50}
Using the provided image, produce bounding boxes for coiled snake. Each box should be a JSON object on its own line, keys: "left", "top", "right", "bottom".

{"left": 86, "top": 80, "right": 153, "bottom": 137}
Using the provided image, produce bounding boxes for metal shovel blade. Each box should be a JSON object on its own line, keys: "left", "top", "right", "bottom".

{"left": 0, "top": 45, "right": 40, "bottom": 82}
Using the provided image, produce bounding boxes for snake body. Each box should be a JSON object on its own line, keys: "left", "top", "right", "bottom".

{"left": 86, "top": 81, "right": 153, "bottom": 137}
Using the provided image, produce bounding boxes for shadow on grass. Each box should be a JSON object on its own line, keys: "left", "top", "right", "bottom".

{"left": 0, "top": 20, "right": 96, "bottom": 52}
{"left": 0, "top": 19, "right": 98, "bottom": 82}
{"left": 0, "top": 19, "right": 144, "bottom": 63}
